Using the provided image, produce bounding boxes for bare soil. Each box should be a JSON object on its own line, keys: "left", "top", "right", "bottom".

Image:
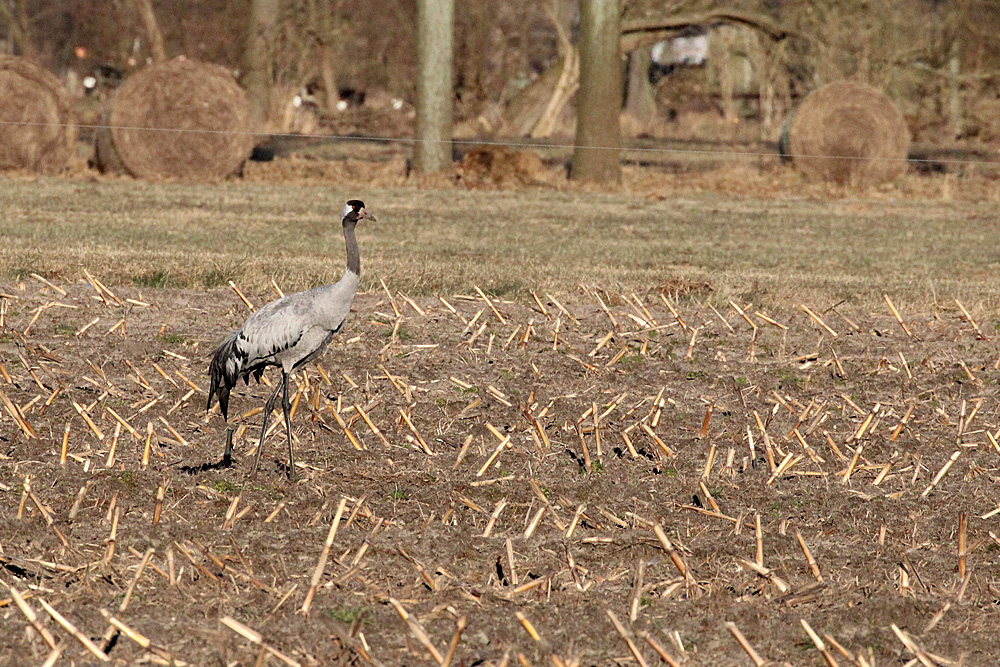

{"left": 2, "top": 276, "right": 1000, "bottom": 666}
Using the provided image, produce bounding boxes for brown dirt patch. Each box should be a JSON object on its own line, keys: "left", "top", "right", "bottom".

{"left": 658, "top": 277, "right": 713, "bottom": 298}
{"left": 1, "top": 279, "right": 999, "bottom": 665}
{"left": 459, "top": 145, "right": 552, "bottom": 189}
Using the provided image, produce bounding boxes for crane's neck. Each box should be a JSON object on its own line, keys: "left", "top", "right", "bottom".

{"left": 343, "top": 220, "right": 360, "bottom": 277}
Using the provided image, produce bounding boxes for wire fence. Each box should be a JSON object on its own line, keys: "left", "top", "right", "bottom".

{"left": 3, "top": 117, "right": 1000, "bottom": 169}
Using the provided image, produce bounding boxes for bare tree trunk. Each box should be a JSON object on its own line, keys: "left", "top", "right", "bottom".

{"left": 572, "top": 0, "right": 622, "bottom": 184}
{"left": 625, "top": 46, "right": 655, "bottom": 123}
{"left": 132, "top": 0, "right": 167, "bottom": 62}
{"left": 531, "top": 48, "right": 579, "bottom": 138}
{"left": 414, "top": 0, "right": 454, "bottom": 173}
{"left": 530, "top": 0, "right": 578, "bottom": 138}
{"left": 243, "top": 0, "right": 279, "bottom": 129}
{"left": 948, "top": 39, "right": 962, "bottom": 140}
{"left": 0, "top": 0, "right": 35, "bottom": 59}
{"left": 309, "top": 0, "right": 340, "bottom": 114}
{"left": 711, "top": 26, "right": 738, "bottom": 125}
{"left": 317, "top": 44, "right": 339, "bottom": 113}
{"left": 719, "top": 55, "right": 736, "bottom": 124}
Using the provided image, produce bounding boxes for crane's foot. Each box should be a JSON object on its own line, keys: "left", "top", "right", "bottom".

{"left": 178, "top": 427, "right": 237, "bottom": 474}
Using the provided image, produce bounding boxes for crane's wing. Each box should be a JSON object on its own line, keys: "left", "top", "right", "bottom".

{"left": 238, "top": 298, "right": 313, "bottom": 365}
{"left": 207, "top": 296, "right": 311, "bottom": 419}
{"left": 207, "top": 281, "right": 358, "bottom": 419}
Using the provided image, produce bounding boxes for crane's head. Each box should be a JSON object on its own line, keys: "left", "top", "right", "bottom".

{"left": 342, "top": 200, "right": 376, "bottom": 225}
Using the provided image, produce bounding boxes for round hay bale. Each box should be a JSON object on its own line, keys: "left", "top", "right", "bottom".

{"left": 96, "top": 58, "right": 252, "bottom": 179}
{"left": 0, "top": 56, "right": 74, "bottom": 173}
{"left": 788, "top": 82, "right": 910, "bottom": 187}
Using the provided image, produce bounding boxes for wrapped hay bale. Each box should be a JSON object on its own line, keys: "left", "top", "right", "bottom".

{"left": 0, "top": 56, "right": 74, "bottom": 173}
{"left": 96, "top": 58, "right": 252, "bottom": 179}
{"left": 788, "top": 81, "right": 910, "bottom": 187}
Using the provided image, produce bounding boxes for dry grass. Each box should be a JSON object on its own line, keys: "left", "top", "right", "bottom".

{"left": 1, "top": 278, "right": 999, "bottom": 665}
{"left": 4, "top": 162, "right": 1000, "bottom": 665}
{"left": 0, "top": 168, "right": 999, "bottom": 313}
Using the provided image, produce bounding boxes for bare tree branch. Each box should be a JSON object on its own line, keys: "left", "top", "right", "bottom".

{"left": 621, "top": 9, "right": 805, "bottom": 52}
{"left": 0, "top": 0, "right": 36, "bottom": 59}
{"left": 131, "top": 0, "right": 167, "bottom": 62}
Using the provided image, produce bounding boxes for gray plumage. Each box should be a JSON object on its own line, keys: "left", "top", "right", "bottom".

{"left": 207, "top": 199, "right": 375, "bottom": 477}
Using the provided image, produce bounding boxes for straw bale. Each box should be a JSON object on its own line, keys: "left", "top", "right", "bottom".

{"left": 95, "top": 58, "right": 252, "bottom": 179}
{"left": 788, "top": 81, "right": 909, "bottom": 186}
{"left": 0, "top": 56, "right": 74, "bottom": 173}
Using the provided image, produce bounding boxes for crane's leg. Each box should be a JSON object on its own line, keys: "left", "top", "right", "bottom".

{"left": 221, "top": 426, "right": 235, "bottom": 467}
{"left": 281, "top": 370, "right": 296, "bottom": 480}
{"left": 250, "top": 380, "right": 283, "bottom": 477}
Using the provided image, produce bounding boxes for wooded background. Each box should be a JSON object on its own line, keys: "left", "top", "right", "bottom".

{"left": 2, "top": 0, "right": 999, "bottom": 179}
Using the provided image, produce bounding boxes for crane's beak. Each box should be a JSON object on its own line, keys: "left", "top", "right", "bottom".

{"left": 359, "top": 208, "right": 376, "bottom": 222}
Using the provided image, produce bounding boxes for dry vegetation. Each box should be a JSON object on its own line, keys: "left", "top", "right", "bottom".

{"left": 3, "top": 0, "right": 1000, "bottom": 661}
{"left": 2, "top": 165, "right": 1000, "bottom": 311}
{"left": 1, "top": 169, "right": 1000, "bottom": 665}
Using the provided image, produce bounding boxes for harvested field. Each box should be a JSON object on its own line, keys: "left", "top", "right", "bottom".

{"left": 2, "top": 179, "right": 1000, "bottom": 666}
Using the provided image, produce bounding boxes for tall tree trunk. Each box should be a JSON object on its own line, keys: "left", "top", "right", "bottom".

{"left": 132, "top": 0, "right": 167, "bottom": 62}
{"left": 414, "top": 0, "right": 454, "bottom": 173}
{"left": 243, "top": 0, "right": 279, "bottom": 129}
{"left": 572, "top": 0, "right": 622, "bottom": 184}
{"left": 317, "top": 44, "right": 339, "bottom": 113}
{"left": 0, "top": 0, "right": 35, "bottom": 59}
{"left": 624, "top": 46, "right": 655, "bottom": 123}
{"left": 948, "top": 38, "right": 962, "bottom": 140}
{"left": 310, "top": 0, "right": 340, "bottom": 114}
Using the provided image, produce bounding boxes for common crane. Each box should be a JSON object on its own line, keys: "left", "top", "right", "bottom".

{"left": 207, "top": 199, "right": 376, "bottom": 478}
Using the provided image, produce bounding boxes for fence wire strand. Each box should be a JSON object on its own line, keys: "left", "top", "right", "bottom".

{"left": 1, "top": 117, "right": 998, "bottom": 168}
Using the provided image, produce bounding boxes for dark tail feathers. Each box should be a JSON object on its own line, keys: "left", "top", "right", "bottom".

{"left": 207, "top": 331, "right": 240, "bottom": 420}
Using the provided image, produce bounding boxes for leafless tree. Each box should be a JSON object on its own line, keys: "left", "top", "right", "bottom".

{"left": 624, "top": 46, "right": 655, "bottom": 124}
{"left": 0, "top": 0, "right": 36, "bottom": 59}
{"left": 571, "top": 0, "right": 621, "bottom": 183}
{"left": 414, "top": 0, "right": 453, "bottom": 173}
{"left": 243, "top": 0, "right": 278, "bottom": 128}
{"left": 307, "top": 0, "right": 342, "bottom": 113}
{"left": 131, "top": 0, "right": 167, "bottom": 62}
